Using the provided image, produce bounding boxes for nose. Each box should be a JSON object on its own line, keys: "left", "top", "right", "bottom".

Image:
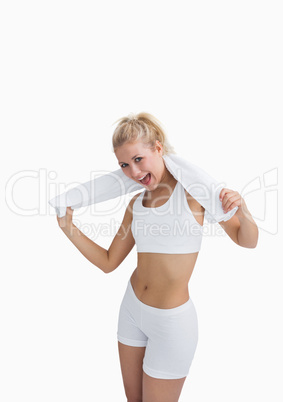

{"left": 129, "top": 164, "right": 142, "bottom": 179}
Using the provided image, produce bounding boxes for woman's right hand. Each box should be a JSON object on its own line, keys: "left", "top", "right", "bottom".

{"left": 57, "top": 206, "right": 74, "bottom": 233}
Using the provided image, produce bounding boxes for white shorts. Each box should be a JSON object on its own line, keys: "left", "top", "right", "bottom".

{"left": 117, "top": 278, "right": 199, "bottom": 379}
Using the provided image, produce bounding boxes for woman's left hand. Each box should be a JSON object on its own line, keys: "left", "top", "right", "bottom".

{"left": 219, "top": 188, "right": 246, "bottom": 217}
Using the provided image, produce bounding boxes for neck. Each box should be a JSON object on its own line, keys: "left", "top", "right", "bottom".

{"left": 153, "top": 160, "right": 176, "bottom": 193}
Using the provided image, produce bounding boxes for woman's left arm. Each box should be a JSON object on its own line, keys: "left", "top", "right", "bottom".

{"left": 219, "top": 188, "right": 259, "bottom": 248}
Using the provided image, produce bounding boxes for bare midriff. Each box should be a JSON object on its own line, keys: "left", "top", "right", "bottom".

{"left": 130, "top": 251, "right": 199, "bottom": 309}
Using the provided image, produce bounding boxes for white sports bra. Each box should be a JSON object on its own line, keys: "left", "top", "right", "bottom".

{"left": 131, "top": 180, "right": 203, "bottom": 254}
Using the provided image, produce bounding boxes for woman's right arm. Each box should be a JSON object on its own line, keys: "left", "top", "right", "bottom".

{"left": 58, "top": 194, "right": 140, "bottom": 274}
{"left": 61, "top": 221, "right": 110, "bottom": 274}
{"left": 106, "top": 192, "right": 141, "bottom": 273}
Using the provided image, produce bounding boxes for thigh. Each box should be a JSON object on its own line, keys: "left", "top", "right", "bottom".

{"left": 142, "top": 298, "right": 199, "bottom": 380}
{"left": 118, "top": 342, "right": 146, "bottom": 402}
{"left": 117, "top": 281, "right": 148, "bottom": 347}
{"left": 143, "top": 371, "right": 186, "bottom": 402}
{"left": 117, "top": 281, "right": 149, "bottom": 400}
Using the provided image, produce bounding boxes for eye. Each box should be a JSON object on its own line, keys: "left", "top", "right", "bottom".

{"left": 120, "top": 157, "right": 142, "bottom": 169}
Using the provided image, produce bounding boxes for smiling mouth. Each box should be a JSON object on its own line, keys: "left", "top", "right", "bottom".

{"left": 138, "top": 173, "right": 151, "bottom": 185}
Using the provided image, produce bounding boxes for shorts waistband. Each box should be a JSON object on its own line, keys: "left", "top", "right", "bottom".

{"left": 127, "top": 278, "right": 193, "bottom": 316}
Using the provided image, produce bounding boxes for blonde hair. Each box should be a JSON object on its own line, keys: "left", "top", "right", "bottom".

{"left": 111, "top": 112, "right": 176, "bottom": 156}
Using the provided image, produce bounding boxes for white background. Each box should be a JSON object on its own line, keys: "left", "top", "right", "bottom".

{"left": 1, "top": 0, "right": 282, "bottom": 401}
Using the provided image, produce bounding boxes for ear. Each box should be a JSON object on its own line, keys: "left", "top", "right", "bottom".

{"left": 155, "top": 140, "right": 163, "bottom": 154}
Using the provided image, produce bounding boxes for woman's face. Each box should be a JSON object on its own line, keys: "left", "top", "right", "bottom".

{"left": 115, "top": 140, "right": 168, "bottom": 191}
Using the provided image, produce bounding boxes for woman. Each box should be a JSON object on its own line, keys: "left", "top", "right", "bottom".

{"left": 57, "top": 112, "right": 258, "bottom": 402}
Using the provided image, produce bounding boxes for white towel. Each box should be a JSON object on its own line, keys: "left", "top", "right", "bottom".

{"left": 49, "top": 153, "right": 238, "bottom": 223}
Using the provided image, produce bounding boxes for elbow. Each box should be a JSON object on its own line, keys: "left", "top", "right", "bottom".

{"left": 247, "top": 242, "right": 258, "bottom": 249}
{"left": 104, "top": 266, "right": 112, "bottom": 274}
{"left": 238, "top": 238, "right": 258, "bottom": 249}
{"left": 237, "top": 242, "right": 257, "bottom": 249}
{"left": 103, "top": 250, "right": 113, "bottom": 274}
{"left": 103, "top": 263, "right": 112, "bottom": 274}
{"left": 92, "top": 256, "right": 115, "bottom": 274}
{"left": 250, "top": 229, "right": 259, "bottom": 249}
{"left": 237, "top": 226, "right": 259, "bottom": 249}
{"left": 250, "top": 238, "right": 259, "bottom": 249}
{"left": 103, "top": 257, "right": 117, "bottom": 274}
{"left": 105, "top": 250, "right": 119, "bottom": 274}
{"left": 251, "top": 236, "right": 259, "bottom": 248}
{"left": 91, "top": 262, "right": 111, "bottom": 274}
{"left": 104, "top": 264, "right": 117, "bottom": 274}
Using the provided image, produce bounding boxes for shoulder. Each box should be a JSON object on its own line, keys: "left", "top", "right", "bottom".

{"left": 124, "top": 191, "right": 143, "bottom": 220}
{"left": 129, "top": 191, "right": 143, "bottom": 205}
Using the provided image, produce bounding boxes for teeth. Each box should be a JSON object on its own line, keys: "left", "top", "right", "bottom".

{"left": 139, "top": 174, "right": 148, "bottom": 181}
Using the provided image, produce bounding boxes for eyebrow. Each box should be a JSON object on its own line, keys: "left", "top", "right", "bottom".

{"left": 119, "top": 154, "right": 140, "bottom": 164}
